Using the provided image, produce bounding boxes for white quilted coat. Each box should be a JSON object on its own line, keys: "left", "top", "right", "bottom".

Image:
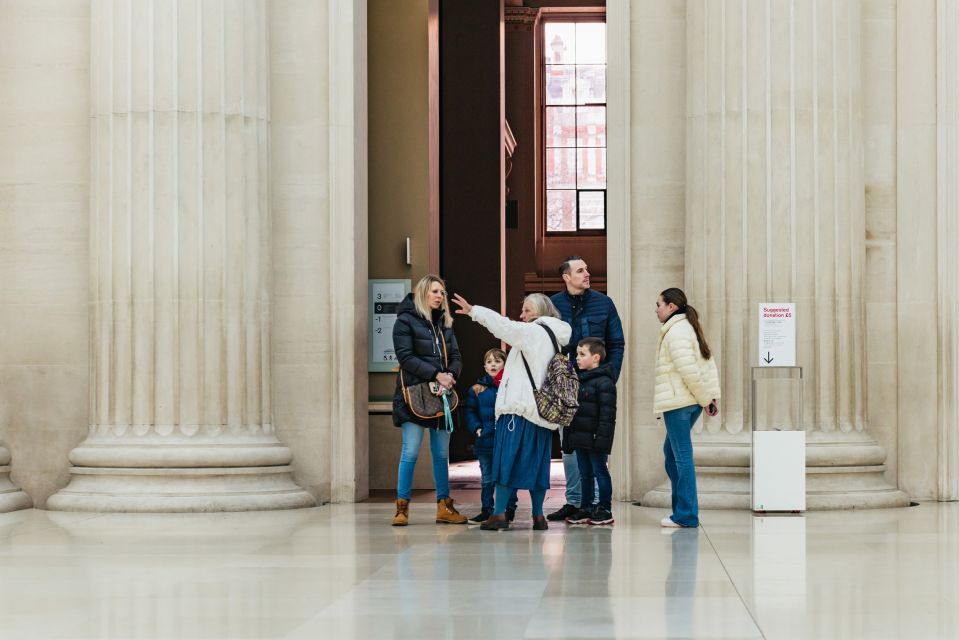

{"left": 654, "top": 314, "right": 721, "bottom": 413}
{"left": 469, "top": 305, "right": 571, "bottom": 430}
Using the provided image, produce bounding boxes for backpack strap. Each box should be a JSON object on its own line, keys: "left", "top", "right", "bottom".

{"left": 538, "top": 323, "right": 561, "bottom": 354}
{"left": 520, "top": 323, "right": 560, "bottom": 392}
{"left": 520, "top": 352, "right": 538, "bottom": 391}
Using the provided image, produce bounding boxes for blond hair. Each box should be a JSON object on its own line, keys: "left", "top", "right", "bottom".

{"left": 523, "top": 293, "right": 561, "bottom": 320}
{"left": 413, "top": 274, "right": 454, "bottom": 328}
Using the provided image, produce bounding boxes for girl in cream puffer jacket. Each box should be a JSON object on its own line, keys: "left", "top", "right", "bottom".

{"left": 654, "top": 314, "right": 721, "bottom": 413}
{"left": 654, "top": 288, "right": 720, "bottom": 530}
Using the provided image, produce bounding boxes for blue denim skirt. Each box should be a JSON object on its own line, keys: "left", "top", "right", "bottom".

{"left": 490, "top": 414, "right": 552, "bottom": 491}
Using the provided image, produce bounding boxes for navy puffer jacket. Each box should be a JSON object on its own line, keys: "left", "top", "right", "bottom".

{"left": 465, "top": 374, "right": 498, "bottom": 454}
{"left": 391, "top": 294, "right": 463, "bottom": 428}
{"left": 562, "top": 363, "right": 617, "bottom": 455}
{"left": 551, "top": 288, "right": 625, "bottom": 382}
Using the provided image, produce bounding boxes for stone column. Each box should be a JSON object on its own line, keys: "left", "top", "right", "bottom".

{"left": 938, "top": 0, "right": 959, "bottom": 501}
{"left": 643, "top": 0, "right": 908, "bottom": 509}
{"left": 0, "top": 445, "right": 31, "bottom": 512}
{"left": 47, "top": 0, "right": 314, "bottom": 512}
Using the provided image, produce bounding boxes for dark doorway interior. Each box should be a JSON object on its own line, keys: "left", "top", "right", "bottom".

{"left": 439, "top": 0, "right": 504, "bottom": 461}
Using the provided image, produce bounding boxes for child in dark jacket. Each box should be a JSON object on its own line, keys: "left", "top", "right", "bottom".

{"left": 563, "top": 337, "right": 617, "bottom": 525}
{"left": 465, "top": 348, "right": 516, "bottom": 523}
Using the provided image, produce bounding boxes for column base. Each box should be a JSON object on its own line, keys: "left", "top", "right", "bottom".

{"left": 0, "top": 446, "right": 33, "bottom": 513}
{"left": 46, "top": 466, "right": 317, "bottom": 513}
{"left": 0, "top": 467, "right": 32, "bottom": 513}
{"left": 641, "top": 431, "right": 912, "bottom": 510}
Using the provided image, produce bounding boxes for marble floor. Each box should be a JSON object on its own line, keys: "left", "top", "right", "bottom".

{"left": 0, "top": 482, "right": 957, "bottom": 639}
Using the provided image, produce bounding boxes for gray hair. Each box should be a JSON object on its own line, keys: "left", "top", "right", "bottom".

{"left": 523, "top": 293, "right": 561, "bottom": 321}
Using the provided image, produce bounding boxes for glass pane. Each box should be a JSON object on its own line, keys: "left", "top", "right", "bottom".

{"left": 576, "top": 65, "right": 606, "bottom": 104}
{"left": 547, "top": 190, "right": 577, "bottom": 232}
{"left": 545, "top": 65, "right": 576, "bottom": 105}
{"left": 544, "top": 23, "right": 575, "bottom": 64}
{"left": 576, "top": 23, "right": 606, "bottom": 64}
{"left": 579, "top": 191, "right": 606, "bottom": 229}
{"left": 547, "top": 148, "right": 576, "bottom": 189}
{"left": 577, "top": 147, "right": 606, "bottom": 188}
{"left": 576, "top": 106, "right": 606, "bottom": 147}
{"left": 546, "top": 107, "right": 576, "bottom": 147}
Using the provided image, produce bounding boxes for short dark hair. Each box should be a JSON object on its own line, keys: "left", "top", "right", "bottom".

{"left": 558, "top": 255, "right": 584, "bottom": 277}
{"left": 577, "top": 337, "right": 606, "bottom": 360}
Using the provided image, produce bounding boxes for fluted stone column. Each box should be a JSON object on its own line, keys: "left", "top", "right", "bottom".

{"left": 643, "top": 0, "right": 908, "bottom": 510}
{"left": 48, "top": 0, "right": 314, "bottom": 512}
{"left": 938, "top": 0, "right": 959, "bottom": 501}
{"left": 0, "top": 446, "right": 31, "bottom": 512}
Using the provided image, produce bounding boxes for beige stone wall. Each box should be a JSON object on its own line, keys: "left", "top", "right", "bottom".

{"left": 271, "top": 0, "right": 369, "bottom": 504}
{"left": 270, "top": 0, "right": 334, "bottom": 503}
{"left": 897, "top": 0, "right": 939, "bottom": 500}
{"left": 0, "top": 0, "right": 89, "bottom": 506}
{"left": 614, "top": 0, "right": 687, "bottom": 498}
{"left": 863, "top": 0, "right": 899, "bottom": 487}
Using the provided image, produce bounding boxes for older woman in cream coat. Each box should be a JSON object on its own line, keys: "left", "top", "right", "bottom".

{"left": 654, "top": 288, "right": 721, "bottom": 529}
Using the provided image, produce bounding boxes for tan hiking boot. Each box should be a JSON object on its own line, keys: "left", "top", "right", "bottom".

{"left": 392, "top": 499, "right": 409, "bottom": 526}
{"left": 435, "top": 497, "right": 467, "bottom": 524}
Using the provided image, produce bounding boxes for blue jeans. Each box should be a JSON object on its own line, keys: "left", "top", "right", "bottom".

{"left": 476, "top": 451, "right": 516, "bottom": 513}
{"left": 397, "top": 422, "right": 450, "bottom": 501}
{"left": 663, "top": 405, "right": 703, "bottom": 527}
{"left": 560, "top": 430, "right": 596, "bottom": 506}
{"left": 574, "top": 449, "right": 612, "bottom": 510}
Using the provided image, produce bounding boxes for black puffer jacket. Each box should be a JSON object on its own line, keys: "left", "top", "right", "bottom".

{"left": 562, "top": 363, "right": 617, "bottom": 454}
{"left": 392, "top": 294, "right": 463, "bottom": 428}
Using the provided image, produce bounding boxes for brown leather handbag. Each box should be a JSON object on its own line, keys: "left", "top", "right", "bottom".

{"left": 399, "top": 330, "right": 460, "bottom": 420}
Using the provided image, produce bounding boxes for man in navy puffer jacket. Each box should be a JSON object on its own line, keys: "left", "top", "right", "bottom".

{"left": 547, "top": 256, "right": 625, "bottom": 522}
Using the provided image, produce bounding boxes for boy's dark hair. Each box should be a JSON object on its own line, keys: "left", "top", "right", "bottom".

{"left": 558, "top": 255, "right": 584, "bottom": 277}
{"left": 577, "top": 337, "right": 606, "bottom": 360}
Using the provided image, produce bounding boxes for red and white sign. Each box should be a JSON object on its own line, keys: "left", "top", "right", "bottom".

{"left": 758, "top": 303, "right": 796, "bottom": 367}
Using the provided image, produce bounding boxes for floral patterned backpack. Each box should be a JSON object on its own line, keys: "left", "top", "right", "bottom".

{"left": 520, "top": 323, "right": 580, "bottom": 427}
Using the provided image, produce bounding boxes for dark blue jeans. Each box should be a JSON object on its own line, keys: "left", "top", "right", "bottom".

{"left": 662, "top": 405, "right": 703, "bottom": 527}
{"left": 476, "top": 451, "right": 516, "bottom": 513}
{"left": 574, "top": 449, "right": 612, "bottom": 510}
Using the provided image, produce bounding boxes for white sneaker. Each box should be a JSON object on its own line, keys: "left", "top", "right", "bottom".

{"left": 660, "top": 516, "right": 682, "bottom": 528}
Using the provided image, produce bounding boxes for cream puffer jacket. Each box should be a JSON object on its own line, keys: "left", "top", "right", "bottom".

{"left": 654, "top": 314, "right": 721, "bottom": 413}
{"left": 469, "top": 305, "right": 571, "bottom": 430}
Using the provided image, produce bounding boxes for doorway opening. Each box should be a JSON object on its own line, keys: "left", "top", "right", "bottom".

{"left": 440, "top": 2, "right": 609, "bottom": 494}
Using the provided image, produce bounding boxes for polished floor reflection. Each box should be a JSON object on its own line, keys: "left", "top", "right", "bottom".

{"left": 0, "top": 497, "right": 957, "bottom": 639}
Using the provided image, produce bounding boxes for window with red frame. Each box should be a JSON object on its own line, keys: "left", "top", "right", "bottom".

{"left": 544, "top": 19, "right": 606, "bottom": 234}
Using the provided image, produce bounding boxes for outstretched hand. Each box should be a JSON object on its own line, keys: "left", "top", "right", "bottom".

{"left": 451, "top": 293, "right": 472, "bottom": 316}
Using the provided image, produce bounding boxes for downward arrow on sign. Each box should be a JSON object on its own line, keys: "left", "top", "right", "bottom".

{"left": 763, "top": 352, "right": 774, "bottom": 364}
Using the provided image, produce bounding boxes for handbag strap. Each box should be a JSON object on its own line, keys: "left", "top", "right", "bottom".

{"left": 399, "top": 321, "right": 450, "bottom": 389}
{"left": 520, "top": 323, "right": 559, "bottom": 392}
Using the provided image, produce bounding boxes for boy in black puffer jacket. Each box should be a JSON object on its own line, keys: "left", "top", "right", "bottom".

{"left": 563, "top": 337, "right": 617, "bottom": 525}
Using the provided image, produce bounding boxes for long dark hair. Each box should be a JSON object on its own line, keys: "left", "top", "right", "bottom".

{"left": 660, "top": 288, "right": 712, "bottom": 360}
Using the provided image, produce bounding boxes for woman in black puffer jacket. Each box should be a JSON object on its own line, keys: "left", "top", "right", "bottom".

{"left": 390, "top": 275, "right": 465, "bottom": 526}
